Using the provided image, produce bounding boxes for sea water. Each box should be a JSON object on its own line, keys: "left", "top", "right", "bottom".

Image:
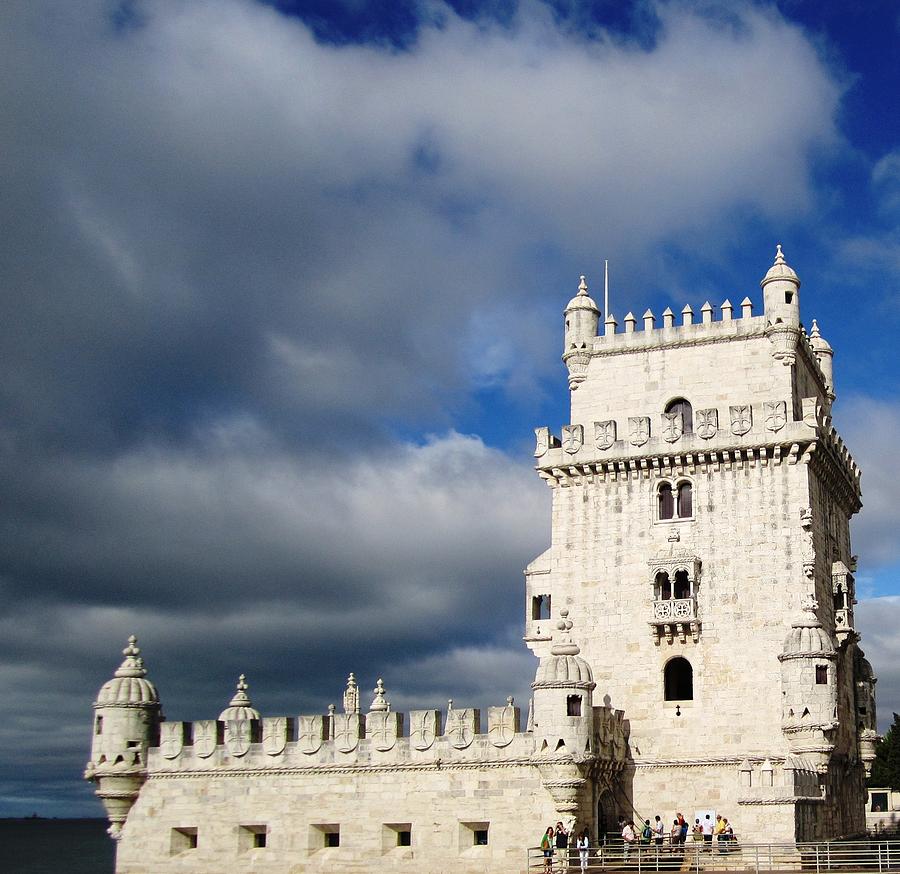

{"left": 1, "top": 819, "right": 114, "bottom": 874}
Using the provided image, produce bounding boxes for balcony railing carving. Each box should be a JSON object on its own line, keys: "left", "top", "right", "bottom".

{"left": 650, "top": 597, "right": 700, "bottom": 644}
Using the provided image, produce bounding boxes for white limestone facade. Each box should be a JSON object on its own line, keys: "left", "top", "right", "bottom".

{"left": 85, "top": 247, "right": 877, "bottom": 871}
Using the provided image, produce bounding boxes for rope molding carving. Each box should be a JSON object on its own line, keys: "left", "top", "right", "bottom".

{"left": 633, "top": 756, "right": 786, "bottom": 769}
{"left": 736, "top": 797, "right": 825, "bottom": 806}
{"left": 147, "top": 757, "right": 545, "bottom": 780}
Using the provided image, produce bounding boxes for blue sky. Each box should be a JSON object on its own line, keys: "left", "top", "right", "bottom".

{"left": 0, "top": 0, "right": 898, "bottom": 816}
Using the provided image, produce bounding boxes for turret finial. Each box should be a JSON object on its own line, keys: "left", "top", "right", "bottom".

{"left": 369, "top": 677, "right": 389, "bottom": 712}
{"left": 114, "top": 635, "right": 147, "bottom": 679}
{"left": 578, "top": 275, "right": 588, "bottom": 296}
{"left": 228, "top": 674, "right": 252, "bottom": 708}
{"left": 775, "top": 243, "right": 785, "bottom": 264}
{"left": 810, "top": 319, "right": 821, "bottom": 339}
{"left": 801, "top": 593, "right": 819, "bottom": 615}
{"left": 551, "top": 608, "right": 581, "bottom": 657}
{"left": 343, "top": 672, "right": 359, "bottom": 714}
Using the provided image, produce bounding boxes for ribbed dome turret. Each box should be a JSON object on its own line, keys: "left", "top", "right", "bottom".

{"left": 533, "top": 610, "right": 595, "bottom": 687}
{"left": 95, "top": 636, "right": 159, "bottom": 706}
{"left": 780, "top": 598, "right": 835, "bottom": 659}
{"left": 809, "top": 319, "right": 832, "bottom": 353}
{"left": 218, "top": 674, "right": 260, "bottom": 721}
{"left": 761, "top": 244, "right": 800, "bottom": 288}
{"left": 565, "top": 275, "right": 600, "bottom": 313}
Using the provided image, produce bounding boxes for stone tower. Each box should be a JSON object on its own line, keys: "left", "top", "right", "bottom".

{"left": 84, "top": 636, "right": 161, "bottom": 839}
{"left": 528, "top": 247, "right": 874, "bottom": 842}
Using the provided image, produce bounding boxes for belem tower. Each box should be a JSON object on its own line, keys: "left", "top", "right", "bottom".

{"left": 85, "top": 247, "right": 879, "bottom": 872}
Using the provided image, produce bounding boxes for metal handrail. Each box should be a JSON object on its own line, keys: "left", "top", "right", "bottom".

{"left": 526, "top": 837, "right": 900, "bottom": 872}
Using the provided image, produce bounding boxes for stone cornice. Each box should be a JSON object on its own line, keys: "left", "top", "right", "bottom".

{"left": 632, "top": 755, "right": 786, "bottom": 769}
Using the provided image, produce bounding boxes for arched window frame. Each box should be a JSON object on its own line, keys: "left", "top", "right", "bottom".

{"left": 663, "top": 656, "right": 694, "bottom": 702}
{"left": 664, "top": 397, "right": 693, "bottom": 437}
{"left": 654, "top": 477, "right": 695, "bottom": 524}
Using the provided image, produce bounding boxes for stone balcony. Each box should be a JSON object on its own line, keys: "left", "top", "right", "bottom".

{"left": 650, "top": 597, "right": 700, "bottom": 644}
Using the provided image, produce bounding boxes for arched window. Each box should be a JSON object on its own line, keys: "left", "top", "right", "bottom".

{"left": 677, "top": 482, "right": 693, "bottom": 518}
{"left": 658, "top": 483, "right": 674, "bottom": 520}
{"left": 674, "top": 570, "right": 690, "bottom": 599}
{"left": 665, "top": 398, "right": 693, "bottom": 435}
{"left": 664, "top": 657, "right": 693, "bottom": 701}
{"left": 655, "top": 571, "right": 671, "bottom": 600}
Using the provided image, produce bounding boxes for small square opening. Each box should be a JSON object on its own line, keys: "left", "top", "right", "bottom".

{"left": 475, "top": 829, "right": 489, "bottom": 846}
{"left": 239, "top": 824, "right": 268, "bottom": 852}
{"left": 170, "top": 827, "right": 198, "bottom": 855}
{"left": 310, "top": 823, "right": 340, "bottom": 853}
{"left": 815, "top": 665, "right": 828, "bottom": 685}
{"left": 383, "top": 822, "right": 412, "bottom": 852}
{"left": 460, "top": 821, "right": 489, "bottom": 849}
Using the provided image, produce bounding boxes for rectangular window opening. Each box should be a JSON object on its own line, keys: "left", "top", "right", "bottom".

{"left": 871, "top": 792, "right": 888, "bottom": 812}
{"left": 460, "top": 821, "right": 490, "bottom": 850}
{"left": 566, "top": 694, "right": 582, "bottom": 717}
{"left": 239, "top": 825, "right": 268, "bottom": 852}
{"left": 95, "top": 716, "right": 103, "bottom": 735}
{"left": 532, "top": 594, "right": 551, "bottom": 621}
{"left": 815, "top": 665, "right": 828, "bottom": 685}
{"left": 310, "top": 823, "right": 340, "bottom": 852}
{"left": 383, "top": 823, "right": 412, "bottom": 850}
{"left": 170, "top": 827, "right": 198, "bottom": 855}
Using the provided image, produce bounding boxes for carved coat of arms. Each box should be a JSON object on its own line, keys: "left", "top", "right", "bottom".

{"left": 333, "top": 713, "right": 361, "bottom": 753}
{"left": 447, "top": 709, "right": 476, "bottom": 749}
{"left": 662, "top": 411, "right": 683, "bottom": 443}
{"left": 409, "top": 710, "right": 437, "bottom": 751}
{"left": 160, "top": 722, "right": 183, "bottom": 760}
{"left": 628, "top": 416, "right": 650, "bottom": 447}
{"left": 368, "top": 712, "right": 399, "bottom": 752}
{"left": 262, "top": 717, "right": 288, "bottom": 756}
{"left": 225, "top": 720, "right": 251, "bottom": 757}
{"left": 562, "top": 424, "right": 583, "bottom": 455}
{"left": 594, "top": 420, "right": 616, "bottom": 450}
{"left": 765, "top": 400, "right": 787, "bottom": 432}
{"left": 297, "top": 715, "right": 324, "bottom": 755}
{"left": 487, "top": 703, "right": 517, "bottom": 748}
{"left": 534, "top": 426, "right": 550, "bottom": 458}
{"left": 193, "top": 720, "right": 218, "bottom": 758}
{"left": 729, "top": 405, "right": 752, "bottom": 436}
{"left": 695, "top": 408, "right": 718, "bottom": 439}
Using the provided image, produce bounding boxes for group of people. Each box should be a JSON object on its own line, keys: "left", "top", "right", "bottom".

{"left": 620, "top": 812, "right": 736, "bottom": 854}
{"left": 539, "top": 812, "right": 737, "bottom": 871}
{"left": 539, "top": 822, "right": 591, "bottom": 872}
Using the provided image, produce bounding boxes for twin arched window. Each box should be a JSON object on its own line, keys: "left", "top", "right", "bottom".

{"left": 658, "top": 481, "right": 692, "bottom": 520}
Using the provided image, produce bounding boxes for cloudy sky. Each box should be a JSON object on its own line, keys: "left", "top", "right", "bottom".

{"left": 1, "top": 0, "right": 898, "bottom": 816}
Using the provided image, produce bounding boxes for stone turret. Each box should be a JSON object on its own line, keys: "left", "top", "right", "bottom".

{"left": 762, "top": 244, "right": 802, "bottom": 364}
{"left": 218, "top": 674, "right": 260, "bottom": 721}
{"left": 809, "top": 319, "right": 835, "bottom": 407}
{"left": 84, "top": 636, "right": 161, "bottom": 839}
{"left": 778, "top": 597, "right": 837, "bottom": 770}
{"left": 563, "top": 276, "right": 600, "bottom": 390}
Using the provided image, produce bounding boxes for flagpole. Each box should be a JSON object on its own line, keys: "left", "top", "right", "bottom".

{"left": 604, "top": 259, "right": 609, "bottom": 327}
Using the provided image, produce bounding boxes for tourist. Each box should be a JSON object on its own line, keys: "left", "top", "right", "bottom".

{"left": 723, "top": 818, "right": 734, "bottom": 850}
{"left": 653, "top": 815, "right": 665, "bottom": 849}
{"left": 556, "top": 821, "right": 569, "bottom": 868}
{"left": 692, "top": 818, "right": 703, "bottom": 842}
{"left": 677, "top": 813, "right": 688, "bottom": 845}
{"left": 541, "top": 826, "right": 555, "bottom": 873}
{"left": 701, "top": 814, "right": 714, "bottom": 849}
{"left": 641, "top": 819, "right": 653, "bottom": 844}
{"left": 622, "top": 820, "right": 636, "bottom": 859}
{"left": 577, "top": 829, "right": 590, "bottom": 872}
{"left": 714, "top": 814, "right": 726, "bottom": 853}
{"left": 670, "top": 818, "right": 680, "bottom": 852}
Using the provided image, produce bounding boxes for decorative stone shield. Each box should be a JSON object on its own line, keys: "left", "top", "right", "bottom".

{"left": 729, "top": 404, "right": 752, "bottom": 436}
{"left": 160, "top": 721, "right": 184, "bottom": 760}
{"left": 561, "top": 424, "right": 583, "bottom": 455}
{"left": 764, "top": 400, "right": 787, "bottom": 432}
{"left": 662, "top": 411, "right": 682, "bottom": 443}
{"left": 594, "top": 420, "right": 616, "bottom": 450}
{"left": 367, "top": 711, "right": 401, "bottom": 752}
{"left": 695, "top": 408, "right": 718, "bottom": 439}
{"left": 224, "top": 719, "right": 252, "bottom": 757}
{"left": 487, "top": 703, "right": 518, "bottom": 748}
{"left": 193, "top": 720, "right": 219, "bottom": 759}
{"left": 446, "top": 708, "right": 479, "bottom": 749}
{"left": 333, "top": 713, "right": 363, "bottom": 753}
{"left": 262, "top": 716, "right": 288, "bottom": 757}
{"left": 409, "top": 710, "right": 439, "bottom": 751}
{"left": 534, "top": 426, "right": 550, "bottom": 458}
{"left": 297, "top": 715, "right": 325, "bottom": 755}
{"left": 628, "top": 416, "right": 650, "bottom": 446}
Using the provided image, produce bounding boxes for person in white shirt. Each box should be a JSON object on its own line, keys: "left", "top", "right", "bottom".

{"left": 577, "top": 830, "right": 590, "bottom": 871}
{"left": 701, "top": 814, "right": 714, "bottom": 849}
{"left": 622, "top": 821, "right": 637, "bottom": 859}
{"left": 653, "top": 815, "right": 665, "bottom": 849}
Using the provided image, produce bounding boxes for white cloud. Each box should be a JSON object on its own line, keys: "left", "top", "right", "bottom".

{"left": 856, "top": 597, "right": 900, "bottom": 732}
